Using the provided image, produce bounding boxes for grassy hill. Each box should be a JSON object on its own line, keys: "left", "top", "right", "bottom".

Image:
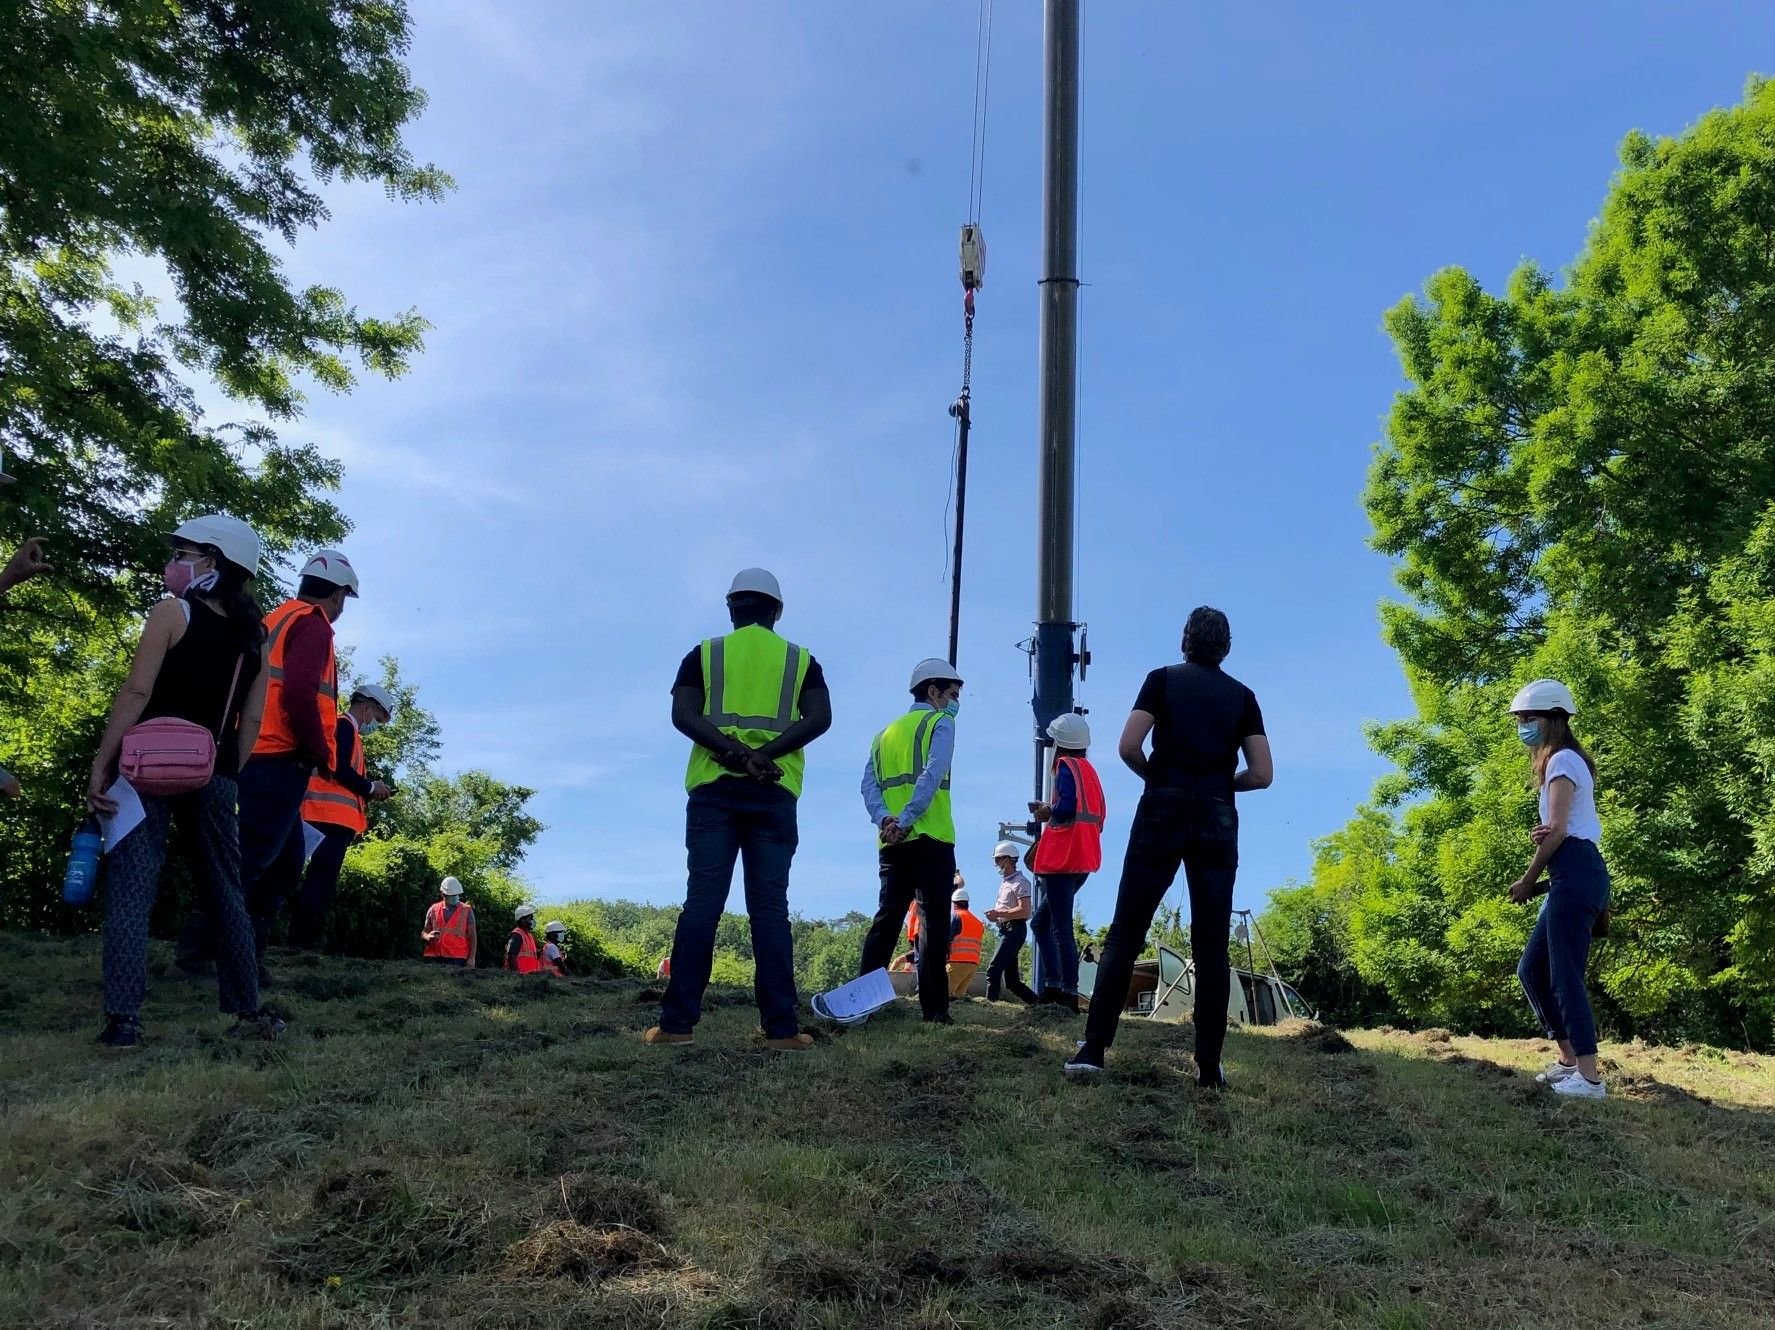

{"left": 3, "top": 933, "right": 1773, "bottom": 1329}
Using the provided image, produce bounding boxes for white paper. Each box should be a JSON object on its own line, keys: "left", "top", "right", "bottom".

{"left": 99, "top": 777, "right": 146, "bottom": 852}
{"left": 816, "top": 967, "right": 898, "bottom": 1021}
{"left": 302, "top": 821, "right": 325, "bottom": 866}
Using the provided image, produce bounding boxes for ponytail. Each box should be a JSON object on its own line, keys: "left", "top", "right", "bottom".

{"left": 1531, "top": 712, "right": 1597, "bottom": 788}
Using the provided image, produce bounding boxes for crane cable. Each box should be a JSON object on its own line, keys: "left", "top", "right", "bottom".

{"left": 945, "top": 0, "right": 993, "bottom": 669}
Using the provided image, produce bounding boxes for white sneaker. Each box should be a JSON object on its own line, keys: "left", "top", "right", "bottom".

{"left": 1536, "top": 1059, "right": 1581, "bottom": 1085}
{"left": 1551, "top": 1072, "right": 1607, "bottom": 1099}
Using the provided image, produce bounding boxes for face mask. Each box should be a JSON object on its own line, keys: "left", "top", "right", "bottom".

{"left": 1516, "top": 721, "right": 1544, "bottom": 748}
{"left": 942, "top": 695, "right": 961, "bottom": 719}
{"left": 163, "top": 558, "right": 217, "bottom": 598}
{"left": 360, "top": 720, "right": 384, "bottom": 736}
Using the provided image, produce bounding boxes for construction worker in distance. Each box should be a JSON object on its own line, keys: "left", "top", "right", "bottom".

{"left": 541, "top": 921, "right": 568, "bottom": 976}
{"left": 984, "top": 840, "right": 1038, "bottom": 1004}
{"left": 506, "top": 905, "right": 542, "bottom": 973}
{"left": 1029, "top": 713, "right": 1107, "bottom": 1011}
{"left": 421, "top": 877, "right": 477, "bottom": 968}
{"left": 946, "top": 884, "right": 987, "bottom": 999}
{"left": 177, "top": 547, "right": 359, "bottom": 980}
{"left": 285, "top": 684, "right": 396, "bottom": 950}
{"left": 857, "top": 657, "right": 963, "bottom": 1025}
{"left": 648, "top": 569, "right": 833, "bottom": 1051}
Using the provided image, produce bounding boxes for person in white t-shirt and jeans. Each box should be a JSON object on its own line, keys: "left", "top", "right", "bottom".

{"left": 1507, "top": 679, "right": 1611, "bottom": 1099}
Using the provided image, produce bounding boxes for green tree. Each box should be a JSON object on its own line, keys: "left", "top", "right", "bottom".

{"left": 1308, "top": 78, "right": 1775, "bottom": 1046}
{"left": 0, "top": 1, "right": 447, "bottom": 922}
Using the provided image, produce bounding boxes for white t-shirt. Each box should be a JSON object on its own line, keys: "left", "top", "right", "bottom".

{"left": 1540, "top": 749, "right": 1602, "bottom": 844}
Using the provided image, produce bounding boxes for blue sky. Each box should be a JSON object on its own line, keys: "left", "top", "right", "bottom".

{"left": 275, "top": 1, "right": 1771, "bottom": 924}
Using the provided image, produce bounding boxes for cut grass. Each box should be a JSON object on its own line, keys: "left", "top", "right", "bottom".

{"left": 2, "top": 931, "right": 1773, "bottom": 1328}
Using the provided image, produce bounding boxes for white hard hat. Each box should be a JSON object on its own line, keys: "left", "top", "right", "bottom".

{"left": 351, "top": 683, "right": 397, "bottom": 719}
{"left": 301, "top": 548, "right": 360, "bottom": 597}
{"left": 910, "top": 658, "right": 963, "bottom": 691}
{"left": 1510, "top": 679, "right": 1577, "bottom": 716}
{"left": 544, "top": 920, "right": 566, "bottom": 937}
{"left": 440, "top": 876, "right": 463, "bottom": 896}
{"left": 993, "top": 841, "right": 1020, "bottom": 860}
{"left": 170, "top": 515, "right": 263, "bottom": 577}
{"left": 951, "top": 886, "right": 969, "bottom": 904}
{"left": 1047, "top": 713, "right": 1091, "bottom": 749}
{"left": 515, "top": 904, "right": 537, "bottom": 922}
{"left": 728, "top": 568, "right": 782, "bottom": 604}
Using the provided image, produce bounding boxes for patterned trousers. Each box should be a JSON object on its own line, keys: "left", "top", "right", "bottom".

{"left": 102, "top": 775, "right": 261, "bottom": 1020}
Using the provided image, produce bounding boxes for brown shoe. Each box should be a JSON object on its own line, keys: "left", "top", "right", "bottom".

{"left": 762, "top": 1033, "right": 815, "bottom": 1052}
{"left": 643, "top": 1026, "right": 693, "bottom": 1046}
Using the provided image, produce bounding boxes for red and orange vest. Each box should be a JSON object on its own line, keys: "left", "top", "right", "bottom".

{"left": 1034, "top": 756, "right": 1106, "bottom": 875}
{"left": 254, "top": 600, "right": 338, "bottom": 768}
{"left": 507, "top": 928, "right": 540, "bottom": 974}
{"left": 301, "top": 719, "right": 367, "bottom": 835}
{"left": 949, "top": 909, "right": 986, "bottom": 966}
{"left": 424, "top": 900, "right": 473, "bottom": 960}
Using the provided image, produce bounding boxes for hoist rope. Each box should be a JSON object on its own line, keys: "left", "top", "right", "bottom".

{"left": 966, "top": 0, "right": 995, "bottom": 224}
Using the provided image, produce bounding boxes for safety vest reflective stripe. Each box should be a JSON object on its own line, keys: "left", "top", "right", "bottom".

{"left": 302, "top": 723, "right": 367, "bottom": 834}
{"left": 707, "top": 636, "right": 806, "bottom": 732}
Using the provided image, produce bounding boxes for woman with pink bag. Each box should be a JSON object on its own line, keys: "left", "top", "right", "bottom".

{"left": 85, "top": 515, "right": 282, "bottom": 1048}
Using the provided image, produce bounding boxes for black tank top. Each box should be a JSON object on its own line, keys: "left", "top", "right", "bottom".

{"left": 141, "top": 599, "right": 262, "bottom": 777}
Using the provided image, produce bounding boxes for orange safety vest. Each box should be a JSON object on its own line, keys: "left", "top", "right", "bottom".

{"left": 507, "top": 928, "right": 540, "bottom": 974}
{"left": 254, "top": 600, "right": 338, "bottom": 767}
{"left": 424, "top": 900, "right": 473, "bottom": 959}
{"left": 949, "top": 910, "right": 986, "bottom": 965}
{"left": 905, "top": 905, "right": 922, "bottom": 946}
{"left": 300, "top": 719, "right": 367, "bottom": 835}
{"left": 541, "top": 945, "right": 565, "bottom": 977}
{"left": 1033, "top": 756, "right": 1106, "bottom": 875}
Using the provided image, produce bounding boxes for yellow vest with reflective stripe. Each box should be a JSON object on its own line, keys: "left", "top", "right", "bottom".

{"left": 684, "top": 626, "right": 811, "bottom": 798}
{"left": 871, "top": 708, "right": 955, "bottom": 845}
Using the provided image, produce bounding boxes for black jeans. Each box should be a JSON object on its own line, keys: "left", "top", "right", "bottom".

{"left": 175, "top": 753, "right": 312, "bottom": 969}
{"left": 986, "top": 920, "right": 1037, "bottom": 1003}
{"left": 858, "top": 836, "right": 957, "bottom": 1019}
{"left": 1085, "top": 789, "right": 1238, "bottom": 1072}
{"left": 660, "top": 780, "right": 802, "bottom": 1039}
{"left": 286, "top": 823, "right": 356, "bottom": 950}
{"left": 239, "top": 754, "right": 315, "bottom": 958}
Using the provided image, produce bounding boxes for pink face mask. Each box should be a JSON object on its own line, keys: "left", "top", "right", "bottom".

{"left": 163, "top": 558, "right": 218, "bottom": 598}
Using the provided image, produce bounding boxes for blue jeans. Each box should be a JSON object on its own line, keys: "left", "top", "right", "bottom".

{"left": 1032, "top": 873, "right": 1086, "bottom": 995}
{"left": 238, "top": 754, "right": 315, "bottom": 958}
{"left": 1518, "top": 837, "right": 1610, "bottom": 1057}
{"left": 661, "top": 779, "right": 801, "bottom": 1039}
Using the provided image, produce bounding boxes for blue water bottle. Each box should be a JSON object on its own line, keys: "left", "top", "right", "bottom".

{"left": 63, "top": 816, "right": 103, "bottom": 907}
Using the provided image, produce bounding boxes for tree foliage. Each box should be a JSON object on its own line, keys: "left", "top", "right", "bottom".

{"left": 1274, "top": 79, "right": 1775, "bottom": 1046}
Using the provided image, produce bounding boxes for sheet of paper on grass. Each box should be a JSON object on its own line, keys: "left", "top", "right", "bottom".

{"left": 98, "top": 777, "right": 146, "bottom": 852}
{"left": 302, "top": 821, "right": 325, "bottom": 866}
{"left": 818, "top": 967, "right": 898, "bottom": 1020}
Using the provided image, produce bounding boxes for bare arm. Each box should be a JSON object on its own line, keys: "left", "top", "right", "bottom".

{"left": 234, "top": 643, "right": 269, "bottom": 771}
{"left": 1233, "top": 734, "right": 1273, "bottom": 792}
{"left": 1511, "top": 777, "right": 1573, "bottom": 902}
{"left": 465, "top": 915, "right": 478, "bottom": 968}
{"left": 671, "top": 686, "right": 752, "bottom": 769}
{"left": 1118, "top": 710, "right": 1156, "bottom": 780}
{"left": 758, "top": 686, "right": 832, "bottom": 761}
{"left": 87, "top": 601, "right": 184, "bottom": 811}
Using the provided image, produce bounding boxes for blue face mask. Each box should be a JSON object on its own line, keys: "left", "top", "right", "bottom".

{"left": 1516, "top": 720, "right": 1544, "bottom": 748}
{"left": 942, "top": 695, "right": 961, "bottom": 719}
{"left": 360, "top": 720, "right": 383, "bottom": 736}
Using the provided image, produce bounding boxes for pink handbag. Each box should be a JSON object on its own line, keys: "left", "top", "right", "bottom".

{"left": 118, "top": 656, "right": 244, "bottom": 797}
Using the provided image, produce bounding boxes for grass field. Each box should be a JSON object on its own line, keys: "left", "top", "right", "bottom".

{"left": 2, "top": 931, "right": 1773, "bottom": 1329}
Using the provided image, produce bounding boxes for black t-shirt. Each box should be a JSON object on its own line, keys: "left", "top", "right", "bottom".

{"left": 1132, "top": 662, "right": 1265, "bottom": 797}
{"left": 140, "top": 599, "right": 262, "bottom": 778}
